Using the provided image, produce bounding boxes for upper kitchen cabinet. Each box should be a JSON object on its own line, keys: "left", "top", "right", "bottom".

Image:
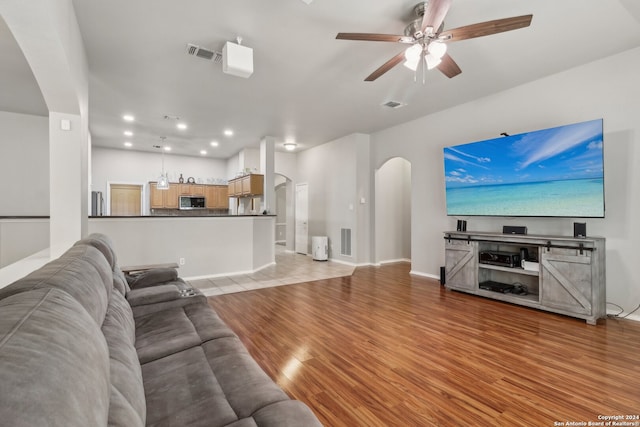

{"left": 228, "top": 174, "right": 264, "bottom": 197}
{"left": 205, "top": 185, "right": 229, "bottom": 209}
{"left": 149, "top": 182, "right": 179, "bottom": 209}
{"left": 179, "top": 183, "right": 205, "bottom": 196}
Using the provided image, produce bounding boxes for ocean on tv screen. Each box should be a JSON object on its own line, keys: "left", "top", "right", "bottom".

{"left": 443, "top": 119, "right": 604, "bottom": 217}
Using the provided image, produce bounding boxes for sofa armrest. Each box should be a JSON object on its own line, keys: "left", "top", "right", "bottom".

{"left": 125, "top": 268, "right": 179, "bottom": 289}
{"left": 121, "top": 263, "right": 179, "bottom": 275}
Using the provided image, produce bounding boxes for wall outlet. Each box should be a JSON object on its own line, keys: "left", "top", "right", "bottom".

{"left": 179, "top": 257, "right": 185, "bottom": 266}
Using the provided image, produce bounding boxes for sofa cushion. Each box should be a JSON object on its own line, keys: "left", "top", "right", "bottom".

{"left": 101, "top": 290, "right": 146, "bottom": 427}
{"left": 0, "top": 244, "right": 112, "bottom": 325}
{"left": 135, "top": 302, "right": 236, "bottom": 364}
{"left": 75, "top": 233, "right": 131, "bottom": 295}
{"left": 0, "top": 288, "right": 110, "bottom": 427}
{"left": 127, "top": 268, "right": 179, "bottom": 289}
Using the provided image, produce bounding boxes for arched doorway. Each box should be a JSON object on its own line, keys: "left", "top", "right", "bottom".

{"left": 374, "top": 157, "right": 412, "bottom": 265}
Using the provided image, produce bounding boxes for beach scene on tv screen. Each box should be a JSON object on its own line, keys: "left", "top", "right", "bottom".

{"left": 444, "top": 119, "right": 605, "bottom": 217}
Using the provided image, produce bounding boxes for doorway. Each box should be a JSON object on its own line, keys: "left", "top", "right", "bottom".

{"left": 295, "top": 183, "right": 309, "bottom": 254}
{"left": 110, "top": 184, "right": 142, "bottom": 216}
{"left": 374, "top": 158, "right": 411, "bottom": 264}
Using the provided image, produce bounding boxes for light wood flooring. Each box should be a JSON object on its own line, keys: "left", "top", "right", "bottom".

{"left": 208, "top": 262, "right": 640, "bottom": 427}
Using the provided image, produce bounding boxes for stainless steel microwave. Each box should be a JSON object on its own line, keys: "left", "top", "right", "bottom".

{"left": 179, "top": 196, "right": 206, "bottom": 210}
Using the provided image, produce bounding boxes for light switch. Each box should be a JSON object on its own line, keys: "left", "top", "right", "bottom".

{"left": 60, "top": 119, "right": 71, "bottom": 131}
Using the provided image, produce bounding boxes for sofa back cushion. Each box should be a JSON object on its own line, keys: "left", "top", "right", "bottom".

{"left": 75, "top": 233, "right": 131, "bottom": 295}
{"left": 0, "top": 244, "right": 112, "bottom": 325}
{"left": 101, "top": 290, "right": 146, "bottom": 427}
{"left": 0, "top": 288, "right": 110, "bottom": 426}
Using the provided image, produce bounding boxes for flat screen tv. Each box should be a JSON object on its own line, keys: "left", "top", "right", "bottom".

{"left": 443, "top": 119, "right": 604, "bottom": 217}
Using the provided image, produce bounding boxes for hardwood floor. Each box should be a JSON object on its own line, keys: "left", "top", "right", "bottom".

{"left": 208, "top": 263, "right": 640, "bottom": 426}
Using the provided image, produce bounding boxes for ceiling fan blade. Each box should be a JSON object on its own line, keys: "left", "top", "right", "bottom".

{"left": 365, "top": 51, "right": 406, "bottom": 81}
{"left": 336, "top": 33, "right": 409, "bottom": 43}
{"left": 421, "top": 0, "right": 453, "bottom": 34}
{"left": 439, "top": 14, "right": 532, "bottom": 42}
{"left": 437, "top": 53, "right": 462, "bottom": 78}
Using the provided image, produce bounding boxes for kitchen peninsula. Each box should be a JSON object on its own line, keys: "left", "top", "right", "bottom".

{"left": 88, "top": 214, "right": 275, "bottom": 279}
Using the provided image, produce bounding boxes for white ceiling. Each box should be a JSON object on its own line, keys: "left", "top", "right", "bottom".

{"left": 3, "top": 0, "right": 640, "bottom": 158}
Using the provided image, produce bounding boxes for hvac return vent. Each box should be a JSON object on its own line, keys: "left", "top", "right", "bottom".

{"left": 186, "top": 44, "right": 222, "bottom": 63}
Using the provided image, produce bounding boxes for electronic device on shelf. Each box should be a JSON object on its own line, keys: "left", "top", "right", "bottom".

{"left": 479, "top": 281, "right": 514, "bottom": 293}
{"left": 479, "top": 251, "right": 521, "bottom": 268}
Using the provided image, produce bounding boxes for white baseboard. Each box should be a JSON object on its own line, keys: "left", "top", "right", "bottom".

{"left": 379, "top": 258, "right": 411, "bottom": 265}
{"left": 184, "top": 261, "right": 276, "bottom": 281}
{"left": 606, "top": 309, "right": 640, "bottom": 323}
{"left": 409, "top": 270, "right": 439, "bottom": 280}
{"left": 329, "top": 258, "right": 372, "bottom": 268}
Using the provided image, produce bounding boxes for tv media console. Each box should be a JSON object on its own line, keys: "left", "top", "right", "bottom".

{"left": 444, "top": 231, "right": 606, "bottom": 325}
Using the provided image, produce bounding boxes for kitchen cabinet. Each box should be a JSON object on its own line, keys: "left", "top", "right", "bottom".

{"left": 228, "top": 174, "right": 264, "bottom": 197}
{"left": 149, "top": 182, "right": 178, "bottom": 209}
{"left": 205, "top": 185, "right": 229, "bottom": 209}
{"left": 150, "top": 182, "right": 228, "bottom": 210}
{"left": 179, "top": 184, "right": 204, "bottom": 196}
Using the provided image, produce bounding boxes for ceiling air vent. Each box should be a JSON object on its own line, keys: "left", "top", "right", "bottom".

{"left": 382, "top": 101, "right": 406, "bottom": 109}
{"left": 186, "top": 44, "right": 222, "bottom": 62}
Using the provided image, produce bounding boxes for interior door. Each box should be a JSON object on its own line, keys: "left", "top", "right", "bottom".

{"left": 295, "top": 183, "right": 308, "bottom": 254}
{"left": 110, "top": 184, "right": 142, "bottom": 216}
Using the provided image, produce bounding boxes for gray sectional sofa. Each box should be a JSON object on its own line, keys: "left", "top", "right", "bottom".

{"left": 0, "top": 233, "right": 322, "bottom": 427}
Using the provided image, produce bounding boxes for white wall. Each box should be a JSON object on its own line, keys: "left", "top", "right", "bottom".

{"left": 297, "top": 133, "right": 371, "bottom": 263}
{"left": 375, "top": 157, "right": 411, "bottom": 263}
{"left": 371, "top": 47, "right": 640, "bottom": 316}
{"left": 0, "top": 219, "right": 49, "bottom": 268}
{"left": 0, "top": 111, "right": 49, "bottom": 215}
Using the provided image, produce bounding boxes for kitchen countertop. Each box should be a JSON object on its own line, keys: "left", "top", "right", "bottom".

{"left": 1, "top": 215, "right": 275, "bottom": 219}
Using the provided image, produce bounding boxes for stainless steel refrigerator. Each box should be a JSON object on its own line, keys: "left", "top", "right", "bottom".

{"left": 91, "top": 191, "right": 104, "bottom": 216}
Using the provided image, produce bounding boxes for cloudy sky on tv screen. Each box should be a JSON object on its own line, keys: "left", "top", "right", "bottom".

{"left": 443, "top": 119, "right": 604, "bottom": 217}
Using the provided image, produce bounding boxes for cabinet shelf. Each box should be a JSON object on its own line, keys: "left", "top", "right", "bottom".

{"left": 478, "top": 263, "right": 539, "bottom": 277}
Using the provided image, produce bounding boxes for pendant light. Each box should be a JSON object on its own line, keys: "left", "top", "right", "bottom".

{"left": 156, "top": 137, "right": 170, "bottom": 190}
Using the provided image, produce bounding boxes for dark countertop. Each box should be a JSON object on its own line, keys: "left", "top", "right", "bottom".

{"left": 0, "top": 216, "right": 50, "bottom": 219}
{"left": 1, "top": 215, "right": 275, "bottom": 219}
{"left": 89, "top": 214, "right": 276, "bottom": 218}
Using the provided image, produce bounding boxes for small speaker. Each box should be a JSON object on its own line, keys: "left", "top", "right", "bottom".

{"left": 503, "top": 225, "right": 527, "bottom": 235}
{"left": 574, "top": 222, "right": 587, "bottom": 238}
{"left": 457, "top": 220, "right": 467, "bottom": 231}
{"left": 439, "top": 266, "right": 446, "bottom": 286}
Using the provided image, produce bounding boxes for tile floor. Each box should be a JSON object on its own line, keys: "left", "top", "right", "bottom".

{"left": 188, "top": 245, "right": 355, "bottom": 297}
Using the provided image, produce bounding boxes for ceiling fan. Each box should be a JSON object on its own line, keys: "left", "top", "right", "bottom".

{"left": 336, "top": 0, "right": 532, "bottom": 81}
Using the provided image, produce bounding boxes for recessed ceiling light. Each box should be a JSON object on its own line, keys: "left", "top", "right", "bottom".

{"left": 164, "top": 146, "right": 171, "bottom": 151}
{"left": 210, "top": 141, "right": 219, "bottom": 147}
{"left": 200, "top": 150, "right": 207, "bottom": 155}
{"left": 284, "top": 142, "right": 297, "bottom": 151}
{"left": 124, "top": 142, "right": 133, "bottom": 148}
{"left": 123, "top": 114, "right": 135, "bottom": 122}
{"left": 223, "top": 129, "right": 233, "bottom": 137}
{"left": 177, "top": 123, "right": 187, "bottom": 130}
{"left": 124, "top": 130, "right": 133, "bottom": 137}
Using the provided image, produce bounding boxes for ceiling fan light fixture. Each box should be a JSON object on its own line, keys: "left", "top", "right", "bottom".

{"left": 404, "top": 44, "right": 422, "bottom": 61}
{"left": 427, "top": 41, "right": 447, "bottom": 59}
{"left": 403, "top": 57, "right": 420, "bottom": 71}
{"left": 425, "top": 53, "right": 442, "bottom": 70}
